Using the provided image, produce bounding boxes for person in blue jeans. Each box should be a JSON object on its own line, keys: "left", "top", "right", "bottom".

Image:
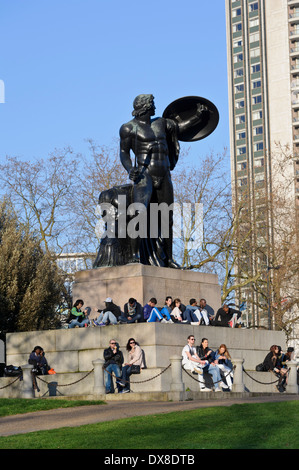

{"left": 119, "top": 338, "right": 145, "bottom": 393}
{"left": 183, "top": 299, "right": 200, "bottom": 323}
{"left": 68, "top": 299, "right": 90, "bottom": 328}
{"left": 196, "top": 338, "right": 229, "bottom": 391}
{"left": 103, "top": 339, "right": 124, "bottom": 394}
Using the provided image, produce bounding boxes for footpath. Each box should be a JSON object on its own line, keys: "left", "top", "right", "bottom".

{"left": 0, "top": 394, "right": 298, "bottom": 437}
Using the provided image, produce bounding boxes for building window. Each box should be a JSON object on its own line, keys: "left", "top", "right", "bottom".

{"left": 232, "top": 8, "right": 242, "bottom": 17}
{"left": 234, "top": 68, "right": 244, "bottom": 78}
{"left": 251, "top": 64, "right": 261, "bottom": 74}
{"left": 252, "top": 95, "right": 262, "bottom": 105}
{"left": 250, "top": 32, "right": 259, "bottom": 43}
{"left": 254, "top": 126, "right": 263, "bottom": 135}
{"left": 253, "top": 111, "right": 262, "bottom": 120}
{"left": 233, "top": 39, "right": 243, "bottom": 48}
{"left": 235, "top": 84, "right": 244, "bottom": 93}
{"left": 236, "top": 115, "right": 246, "bottom": 124}
{"left": 253, "top": 80, "right": 261, "bottom": 89}
{"left": 237, "top": 146, "right": 247, "bottom": 155}
{"left": 236, "top": 100, "right": 245, "bottom": 109}
{"left": 237, "top": 131, "right": 246, "bottom": 140}
{"left": 255, "top": 173, "right": 265, "bottom": 183}
{"left": 250, "top": 2, "right": 259, "bottom": 12}
{"left": 254, "top": 158, "right": 264, "bottom": 167}
{"left": 250, "top": 47, "right": 260, "bottom": 58}
{"left": 237, "top": 162, "right": 247, "bottom": 171}
{"left": 233, "top": 23, "right": 242, "bottom": 33}
{"left": 234, "top": 53, "right": 243, "bottom": 63}
{"left": 238, "top": 177, "right": 248, "bottom": 187}
{"left": 249, "top": 18, "right": 259, "bottom": 28}
{"left": 254, "top": 142, "right": 264, "bottom": 151}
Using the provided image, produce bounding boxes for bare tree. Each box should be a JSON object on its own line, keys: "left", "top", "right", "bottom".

{"left": 0, "top": 148, "right": 79, "bottom": 254}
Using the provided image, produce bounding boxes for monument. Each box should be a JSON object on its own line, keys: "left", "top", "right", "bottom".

{"left": 93, "top": 94, "right": 219, "bottom": 269}
{"left": 73, "top": 94, "right": 221, "bottom": 310}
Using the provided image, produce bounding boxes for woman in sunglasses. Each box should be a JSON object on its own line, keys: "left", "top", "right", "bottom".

{"left": 119, "top": 338, "right": 144, "bottom": 393}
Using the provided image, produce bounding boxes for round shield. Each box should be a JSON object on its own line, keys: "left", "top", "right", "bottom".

{"left": 162, "top": 96, "right": 219, "bottom": 142}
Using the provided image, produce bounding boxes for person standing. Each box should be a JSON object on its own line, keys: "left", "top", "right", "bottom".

{"left": 103, "top": 339, "right": 124, "bottom": 394}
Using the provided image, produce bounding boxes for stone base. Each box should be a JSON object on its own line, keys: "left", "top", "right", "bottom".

{"left": 72, "top": 264, "right": 221, "bottom": 312}
{"left": 4, "top": 324, "right": 287, "bottom": 398}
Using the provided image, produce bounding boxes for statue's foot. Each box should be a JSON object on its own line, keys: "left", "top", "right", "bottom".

{"left": 128, "top": 255, "right": 140, "bottom": 264}
{"left": 167, "top": 258, "right": 181, "bottom": 269}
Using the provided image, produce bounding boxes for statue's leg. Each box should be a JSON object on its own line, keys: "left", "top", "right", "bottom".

{"left": 155, "top": 173, "right": 180, "bottom": 268}
{"left": 128, "top": 173, "right": 153, "bottom": 263}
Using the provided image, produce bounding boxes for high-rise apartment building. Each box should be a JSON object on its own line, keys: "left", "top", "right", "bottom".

{"left": 225, "top": 0, "right": 299, "bottom": 328}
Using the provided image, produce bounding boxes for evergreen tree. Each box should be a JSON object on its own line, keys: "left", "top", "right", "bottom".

{"left": 0, "top": 201, "right": 66, "bottom": 339}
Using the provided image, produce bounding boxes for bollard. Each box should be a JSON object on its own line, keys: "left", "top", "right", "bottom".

{"left": 231, "top": 358, "right": 245, "bottom": 393}
{"left": 286, "top": 361, "right": 299, "bottom": 394}
{"left": 92, "top": 358, "right": 106, "bottom": 396}
{"left": 21, "top": 364, "right": 34, "bottom": 399}
{"left": 170, "top": 356, "right": 185, "bottom": 392}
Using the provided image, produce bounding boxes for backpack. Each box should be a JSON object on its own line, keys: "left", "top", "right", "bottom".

{"left": 4, "top": 365, "right": 22, "bottom": 377}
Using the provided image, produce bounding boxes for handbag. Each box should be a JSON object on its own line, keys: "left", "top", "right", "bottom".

{"left": 130, "top": 364, "right": 141, "bottom": 374}
{"left": 255, "top": 363, "right": 266, "bottom": 371}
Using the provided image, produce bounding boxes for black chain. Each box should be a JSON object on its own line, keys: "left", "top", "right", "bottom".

{"left": 0, "top": 376, "right": 21, "bottom": 389}
{"left": 103, "top": 364, "right": 171, "bottom": 385}
{"left": 182, "top": 365, "right": 235, "bottom": 385}
{"left": 36, "top": 369, "right": 94, "bottom": 387}
{"left": 242, "top": 367, "right": 290, "bottom": 385}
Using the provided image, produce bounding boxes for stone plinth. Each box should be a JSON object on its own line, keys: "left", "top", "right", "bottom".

{"left": 72, "top": 264, "right": 221, "bottom": 312}
{"left": 3, "top": 324, "right": 287, "bottom": 397}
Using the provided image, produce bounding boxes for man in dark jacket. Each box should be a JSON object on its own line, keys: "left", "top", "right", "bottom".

{"left": 213, "top": 304, "right": 241, "bottom": 327}
{"left": 120, "top": 298, "right": 143, "bottom": 323}
{"left": 94, "top": 297, "right": 122, "bottom": 325}
{"left": 103, "top": 339, "right": 124, "bottom": 394}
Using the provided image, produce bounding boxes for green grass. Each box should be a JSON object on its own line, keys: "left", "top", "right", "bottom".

{"left": 0, "top": 398, "right": 106, "bottom": 417}
{"left": 0, "top": 400, "right": 298, "bottom": 449}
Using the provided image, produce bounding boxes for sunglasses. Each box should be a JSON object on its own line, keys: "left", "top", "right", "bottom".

{"left": 110, "top": 342, "right": 116, "bottom": 345}
{"left": 129, "top": 341, "right": 135, "bottom": 344}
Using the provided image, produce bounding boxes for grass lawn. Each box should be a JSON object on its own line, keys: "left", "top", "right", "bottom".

{"left": 0, "top": 399, "right": 298, "bottom": 449}
{"left": 0, "top": 398, "right": 106, "bottom": 417}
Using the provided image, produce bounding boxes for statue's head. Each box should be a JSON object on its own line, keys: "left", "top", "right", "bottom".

{"left": 132, "top": 94, "right": 155, "bottom": 117}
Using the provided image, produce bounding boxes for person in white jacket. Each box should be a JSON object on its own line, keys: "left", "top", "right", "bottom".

{"left": 181, "top": 335, "right": 210, "bottom": 391}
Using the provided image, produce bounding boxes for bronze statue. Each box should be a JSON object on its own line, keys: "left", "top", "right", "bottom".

{"left": 93, "top": 94, "right": 219, "bottom": 269}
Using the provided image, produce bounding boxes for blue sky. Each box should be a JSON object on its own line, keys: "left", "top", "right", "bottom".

{"left": 0, "top": 0, "right": 229, "bottom": 165}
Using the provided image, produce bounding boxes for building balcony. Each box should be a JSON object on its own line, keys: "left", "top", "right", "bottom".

{"left": 291, "top": 65, "right": 299, "bottom": 76}
{"left": 289, "top": 14, "right": 299, "bottom": 25}
{"left": 289, "top": 30, "right": 299, "bottom": 39}
{"left": 292, "top": 98, "right": 299, "bottom": 108}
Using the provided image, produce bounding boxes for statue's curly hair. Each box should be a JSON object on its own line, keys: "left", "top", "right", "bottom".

{"left": 132, "top": 94, "right": 154, "bottom": 117}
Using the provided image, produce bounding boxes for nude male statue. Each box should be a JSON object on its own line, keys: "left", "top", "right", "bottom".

{"left": 119, "top": 94, "right": 207, "bottom": 267}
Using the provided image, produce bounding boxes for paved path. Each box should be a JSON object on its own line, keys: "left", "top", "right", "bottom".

{"left": 0, "top": 394, "right": 298, "bottom": 436}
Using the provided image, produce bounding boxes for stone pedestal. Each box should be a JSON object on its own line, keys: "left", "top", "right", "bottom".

{"left": 72, "top": 264, "right": 221, "bottom": 312}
